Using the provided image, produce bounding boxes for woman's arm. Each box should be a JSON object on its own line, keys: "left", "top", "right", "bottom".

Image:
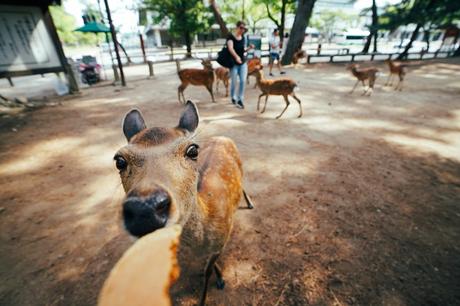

{"left": 227, "top": 40, "right": 242, "bottom": 64}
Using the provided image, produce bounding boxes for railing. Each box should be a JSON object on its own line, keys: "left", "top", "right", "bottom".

{"left": 306, "top": 50, "right": 455, "bottom": 64}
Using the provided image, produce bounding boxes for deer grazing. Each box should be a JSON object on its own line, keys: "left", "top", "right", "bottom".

{"left": 214, "top": 67, "right": 230, "bottom": 97}
{"left": 246, "top": 57, "right": 263, "bottom": 88}
{"left": 346, "top": 63, "right": 379, "bottom": 96}
{"left": 385, "top": 59, "right": 407, "bottom": 91}
{"left": 253, "top": 66, "right": 302, "bottom": 119}
{"left": 114, "top": 101, "right": 254, "bottom": 306}
{"left": 177, "top": 59, "right": 215, "bottom": 103}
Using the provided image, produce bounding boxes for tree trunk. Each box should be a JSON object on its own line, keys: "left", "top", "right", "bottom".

{"left": 362, "top": 33, "right": 372, "bottom": 53}
{"left": 280, "top": 0, "right": 287, "bottom": 41}
{"left": 184, "top": 30, "right": 192, "bottom": 58}
{"left": 281, "top": 0, "right": 316, "bottom": 65}
{"left": 362, "top": 0, "right": 377, "bottom": 53}
{"left": 209, "top": 0, "right": 229, "bottom": 37}
{"left": 397, "top": 23, "right": 421, "bottom": 60}
{"left": 454, "top": 44, "right": 460, "bottom": 56}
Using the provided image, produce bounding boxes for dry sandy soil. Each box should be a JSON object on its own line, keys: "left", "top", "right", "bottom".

{"left": 1, "top": 58, "right": 459, "bottom": 306}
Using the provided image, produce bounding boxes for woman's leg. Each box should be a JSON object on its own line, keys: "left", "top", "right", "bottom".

{"left": 237, "top": 63, "right": 248, "bottom": 104}
{"left": 230, "top": 66, "right": 238, "bottom": 103}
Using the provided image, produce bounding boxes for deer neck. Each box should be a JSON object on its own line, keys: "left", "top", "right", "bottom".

{"left": 179, "top": 193, "right": 206, "bottom": 250}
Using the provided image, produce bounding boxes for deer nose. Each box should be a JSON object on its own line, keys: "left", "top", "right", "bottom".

{"left": 122, "top": 190, "right": 171, "bottom": 237}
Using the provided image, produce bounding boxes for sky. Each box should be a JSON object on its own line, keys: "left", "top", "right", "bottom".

{"left": 64, "top": 0, "right": 402, "bottom": 33}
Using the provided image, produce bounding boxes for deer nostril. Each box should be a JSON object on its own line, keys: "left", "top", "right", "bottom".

{"left": 151, "top": 190, "right": 171, "bottom": 213}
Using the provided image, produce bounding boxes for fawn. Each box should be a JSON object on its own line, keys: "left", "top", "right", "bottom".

{"left": 214, "top": 67, "right": 230, "bottom": 97}
{"left": 253, "top": 66, "right": 302, "bottom": 119}
{"left": 246, "top": 57, "right": 263, "bottom": 88}
{"left": 114, "top": 101, "right": 254, "bottom": 306}
{"left": 347, "top": 63, "right": 379, "bottom": 96}
{"left": 178, "top": 59, "right": 215, "bottom": 103}
{"left": 385, "top": 59, "right": 407, "bottom": 91}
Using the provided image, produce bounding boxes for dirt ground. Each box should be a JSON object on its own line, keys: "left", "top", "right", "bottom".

{"left": 1, "top": 57, "right": 459, "bottom": 306}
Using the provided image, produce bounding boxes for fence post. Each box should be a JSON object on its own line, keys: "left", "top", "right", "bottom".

{"left": 139, "top": 34, "right": 147, "bottom": 63}
{"left": 147, "top": 61, "right": 154, "bottom": 77}
{"left": 6, "top": 77, "right": 14, "bottom": 87}
{"left": 371, "top": 54, "right": 375, "bottom": 61}
{"left": 351, "top": 54, "right": 355, "bottom": 62}
{"left": 112, "top": 64, "right": 120, "bottom": 82}
{"left": 317, "top": 43, "right": 322, "bottom": 55}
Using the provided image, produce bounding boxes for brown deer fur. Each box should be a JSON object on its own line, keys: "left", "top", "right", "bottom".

{"left": 115, "top": 101, "right": 254, "bottom": 306}
{"left": 214, "top": 67, "right": 230, "bottom": 97}
{"left": 178, "top": 59, "right": 215, "bottom": 103}
{"left": 246, "top": 58, "right": 263, "bottom": 88}
{"left": 347, "top": 63, "right": 379, "bottom": 96}
{"left": 385, "top": 59, "right": 407, "bottom": 91}
{"left": 253, "top": 67, "right": 302, "bottom": 119}
{"left": 292, "top": 50, "right": 306, "bottom": 65}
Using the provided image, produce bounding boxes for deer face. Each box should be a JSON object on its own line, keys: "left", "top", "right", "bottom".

{"left": 346, "top": 63, "right": 359, "bottom": 71}
{"left": 201, "top": 59, "right": 213, "bottom": 70}
{"left": 114, "top": 101, "right": 200, "bottom": 237}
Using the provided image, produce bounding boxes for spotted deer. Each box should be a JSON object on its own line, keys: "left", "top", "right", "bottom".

{"left": 347, "top": 63, "right": 379, "bottom": 96}
{"left": 385, "top": 59, "right": 407, "bottom": 91}
{"left": 214, "top": 67, "right": 230, "bottom": 97}
{"left": 178, "top": 59, "right": 215, "bottom": 103}
{"left": 253, "top": 66, "right": 302, "bottom": 119}
{"left": 114, "top": 101, "right": 254, "bottom": 306}
{"left": 246, "top": 57, "right": 263, "bottom": 88}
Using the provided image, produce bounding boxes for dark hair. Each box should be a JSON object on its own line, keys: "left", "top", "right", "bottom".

{"left": 284, "top": 33, "right": 289, "bottom": 38}
{"left": 236, "top": 21, "right": 246, "bottom": 28}
{"left": 273, "top": 29, "right": 279, "bottom": 33}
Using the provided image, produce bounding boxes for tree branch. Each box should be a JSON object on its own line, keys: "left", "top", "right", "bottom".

{"left": 265, "top": 3, "right": 280, "bottom": 28}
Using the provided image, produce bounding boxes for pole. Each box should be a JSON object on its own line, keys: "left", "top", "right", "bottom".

{"left": 103, "top": 0, "right": 126, "bottom": 86}
{"left": 139, "top": 33, "right": 147, "bottom": 63}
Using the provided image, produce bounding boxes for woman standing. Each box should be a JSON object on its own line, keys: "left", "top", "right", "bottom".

{"left": 227, "top": 21, "right": 254, "bottom": 109}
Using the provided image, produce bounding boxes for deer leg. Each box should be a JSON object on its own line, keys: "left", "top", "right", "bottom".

{"left": 243, "top": 189, "right": 254, "bottom": 209}
{"left": 257, "top": 93, "right": 265, "bottom": 111}
{"left": 207, "top": 84, "right": 216, "bottom": 103}
{"left": 361, "top": 81, "right": 368, "bottom": 95}
{"left": 276, "top": 95, "right": 290, "bottom": 119}
{"left": 261, "top": 95, "right": 269, "bottom": 113}
{"left": 199, "top": 253, "right": 220, "bottom": 306}
{"left": 178, "top": 84, "right": 186, "bottom": 104}
{"left": 215, "top": 80, "right": 219, "bottom": 93}
{"left": 214, "top": 263, "right": 225, "bottom": 289}
{"left": 224, "top": 80, "right": 229, "bottom": 97}
{"left": 385, "top": 74, "right": 392, "bottom": 86}
{"left": 291, "top": 93, "right": 303, "bottom": 118}
{"left": 350, "top": 80, "right": 359, "bottom": 94}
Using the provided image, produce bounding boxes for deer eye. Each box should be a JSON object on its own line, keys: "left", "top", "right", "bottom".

{"left": 185, "top": 144, "right": 199, "bottom": 160}
{"left": 114, "top": 155, "right": 127, "bottom": 171}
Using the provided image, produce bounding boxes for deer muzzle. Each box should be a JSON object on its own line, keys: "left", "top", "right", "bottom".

{"left": 122, "top": 189, "right": 171, "bottom": 237}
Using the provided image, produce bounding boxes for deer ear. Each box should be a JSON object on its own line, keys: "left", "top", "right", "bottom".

{"left": 178, "top": 101, "right": 199, "bottom": 133}
{"left": 123, "top": 109, "right": 146, "bottom": 142}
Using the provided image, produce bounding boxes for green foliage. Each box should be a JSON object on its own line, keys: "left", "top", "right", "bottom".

{"left": 253, "top": 0, "right": 296, "bottom": 29}
{"left": 220, "top": 0, "right": 266, "bottom": 33}
{"left": 379, "top": 0, "right": 460, "bottom": 31}
{"left": 144, "top": 0, "right": 213, "bottom": 40}
{"left": 310, "top": 10, "right": 356, "bottom": 42}
{"left": 50, "top": 5, "right": 101, "bottom": 46}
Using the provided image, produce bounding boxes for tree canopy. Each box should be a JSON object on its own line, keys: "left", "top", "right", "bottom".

{"left": 143, "top": 0, "right": 213, "bottom": 56}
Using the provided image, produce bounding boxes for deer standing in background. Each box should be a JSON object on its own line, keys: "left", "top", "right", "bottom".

{"left": 246, "top": 57, "right": 263, "bottom": 88}
{"left": 214, "top": 67, "right": 230, "bottom": 97}
{"left": 385, "top": 59, "right": 407, "bottom": 91}
{"left": 292, "top": 50, "right": 307, "bottom": 66}
{"left": 177, "top": 59, "right": 215, "bottom": 103}
{"left": 347, "top": 63, "right": 379, "bottom": 96}
{"left": 253, "top": 66, "right": 302, "bottom": 119}
{"left": 114, "top": 101, "right": 254, "bottom": 306}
